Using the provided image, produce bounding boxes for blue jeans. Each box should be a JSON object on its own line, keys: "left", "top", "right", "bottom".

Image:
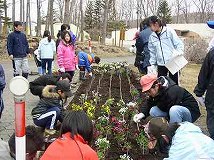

{"left": 41, "top": 59, "right": 53, "bottom": 75}
{"left": 149, "top": 105, "right": 192, "bottom": 123}
{"left": 33, "top": 107, "right": 62, "bottom": 129}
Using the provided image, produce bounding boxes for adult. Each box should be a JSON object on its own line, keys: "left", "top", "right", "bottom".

{"left": 145, "top": 117, "right": 214, "bottom": 160}
{"left": 38, "top": 30, "right": 56, "bottom": 75}
{"left": 140, "top": 74, "right": 200, "bottom": 123}
{"left": 7, "top": 21, "right": 31, "bottom": 79}
{"left": 0, "top": 64, "right": 6, "bottom": 119}
{"left": 29, "top": 72, "right": 72, "bottom": 98}
{"left": 134, "top": 18, "right": 152, "bottom": 74}
{"left": 41, "top": 110, "right": 99, "bottom": 160}
{"left": 194, "top": 20, "right": 214, "bottom": 140}
{"left": 147, "top": 16, "right": 184, "bottom": 85}
{"left": 77, "top": 48, "right": 100, "bottom": 80}
{"left": 32, "top": 80, "right": 72, "bottom": 132}
{"left": 57, "top": 30, "right": 77, "bottom": 80}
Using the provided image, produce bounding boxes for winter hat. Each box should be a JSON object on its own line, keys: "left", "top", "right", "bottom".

{"left": 207, "top": 21, "right": 214, "bottom": 29}
{"left": 140, "top": 74, "right": 158, "bottom": 92}
{"left": 148, "top": 117, "right": 169, "bottom": 139}
{"left": 56, "top": 80, "right": 72, "bottom": 97}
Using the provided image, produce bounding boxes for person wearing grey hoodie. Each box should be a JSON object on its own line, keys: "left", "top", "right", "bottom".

{"left": 38, "top": 30, "right": 56, "bottom": 75}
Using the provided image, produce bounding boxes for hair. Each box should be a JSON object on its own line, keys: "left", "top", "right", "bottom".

{"left": 43, "top": 30, "right": 51, "bottom": 42}
{"left": 61, "top": 30, "right": 72, "bottom": 44}
{"left": 61, "top": 24, "right": 70, "bottom": 32}
{"left": 60, "top": 111, "right": 93, "bottom": 143}
{"left": 59, "top": 73, "right": 72, "bottom": 82}
{"left": 139, "top": 18, "right": 149, "bottom": 31}
{"left": 94, "top": 56, "right": 100, "bottom": 64}
{"left": 148, "top": 16, "right": 166, "bottom": 27}
{"left": 14, "top": 21, "right": 22, "bottom": 28}
{"left": 8, "top": 125, "right": 44, "bottom": 158}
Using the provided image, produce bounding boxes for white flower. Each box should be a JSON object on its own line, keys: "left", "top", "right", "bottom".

{"left": 119, "top": 154, "right": 133, "bottom": 160}
{"left": 95, "top": 137, "right": 110, "bottom": 148}
{"left": 126, "top": 102, "right": 137, "bottom": 107}
{"left": 133, "top": 113, "right": 145, "bottom": 123}
{"left": 119, "top": 107, "right": 128, "bottom": 115}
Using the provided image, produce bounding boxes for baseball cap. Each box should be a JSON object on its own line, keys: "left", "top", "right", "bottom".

{"left": 207, "top": 21, "right": 214, "bottom": 29}
{"left": 140, "top": 74, "right": 158, "bottom": 92}
{"left": 148, "top": 117, "right": 169, "bottom": 139}
{"left": 56, "top": 80, "right": 72, "bottom": 97}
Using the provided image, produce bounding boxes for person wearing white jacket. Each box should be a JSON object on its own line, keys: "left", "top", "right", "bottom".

{"left": 38, "top": 30, "right": 56, "bottom": 75}
{"left": 147, "top": 16, "right": 184, "bottom": 85}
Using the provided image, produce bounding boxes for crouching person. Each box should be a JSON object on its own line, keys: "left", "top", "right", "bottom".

{"left": 145, "top": 117, "right": 214, "bottom": 159}
{"left": 41, "top": 110, "right": 99, "bottom": 160}
{"left": 140, "top": 74, "right": 200, "bottom": 123}
{"left": 31, "top": 80, "right": 72, "bottom": 133}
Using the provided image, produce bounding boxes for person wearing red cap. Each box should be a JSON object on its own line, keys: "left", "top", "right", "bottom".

{"left": 139, "top": 74, "right": 200, "bottom": 123}
{"left": 194, "top": 21, "right": 214, "bottom": 140}
{"left": 41, "top": 111, "right": 99, "bottom": 160}
{"left": 144, "top": 117, "right": 214, "bottom": 159}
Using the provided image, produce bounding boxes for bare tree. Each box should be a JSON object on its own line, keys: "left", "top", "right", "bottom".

{"left": 148, "top": 0, "right": 159, "bottom": 15}
{"left": 181, "top": 0, "right": 190, "bottom": 23}
{"left": 69, "top": 0, "right": 76, "bottom": 24}
{"left": 64, "top": 0, "right": 70, "bottom": 24}
{"left": 36, "top": 0, "right": 42, "bottom": 37}
{"left": 55, "top": 0, "right": 64, "bottom": 23}
{"left": 20, "top": 0, "right": 23, "bottom": 21}
{"left": 45, "top": 0, "right": 50, "bottom": 31}
{"left": 3, "top": 0, "right": 7, "bottom": 36}
{"left": 80, "top": 0, "right": 84, "bottom": 42}
{"left": 101, "top": 0, "right": 110, "bottom": 44}
{"left": 12, "top": 0, "right": 15, "bottom": 22}
{"left": 49, "top": 0, "right": 54, "bottom": 37}
{"left": 174, "top": 0, "right": 184, "bottom": 23}
{"left": 26, "top": 0, "right": 31, "bottom": 36}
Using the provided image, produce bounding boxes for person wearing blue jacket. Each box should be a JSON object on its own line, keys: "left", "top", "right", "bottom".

{"left": 7, "top": 21, "right": 31, "bottom": 79}
{"left": 38, "top": 30, "right": 56, "bottom": 75}
{"left": 77, "top": 50, "right": 100, "bottom": 80}
{"left": 147, "top": 16, "right": 184, "bottom": 85}
{"left": 0, "top": 64, "right": 6, "bottom": 119}
{"left": 146, "top": 117, "right": 214, "bottom": 160}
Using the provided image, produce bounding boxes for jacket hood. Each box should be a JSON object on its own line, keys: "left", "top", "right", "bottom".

{"left": 158, "top": 76, "right": 176, "bottom": 88}
{"left": 42, "top": 85, "right": 60, "bottom": 99}
{"left": 176, "top": 122, "right": 202, "bottom": 134}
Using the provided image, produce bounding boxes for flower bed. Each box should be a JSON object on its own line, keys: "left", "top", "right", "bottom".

{"left": 69, "top": 62, "right": 165, "bottom": 160}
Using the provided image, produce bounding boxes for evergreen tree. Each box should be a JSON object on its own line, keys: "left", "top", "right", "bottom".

{"left": 157, "top": 0, "right": 172, "bottom": 24}
{"left": 93, "top": 0, "right": 103, "bottom": 30}
{"left": 84, "top": 0, "right": 94, "bottom": 32}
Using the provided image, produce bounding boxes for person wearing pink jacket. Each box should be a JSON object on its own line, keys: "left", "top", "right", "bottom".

{"left": 57, "top": 30, "right": 77, "bottom": 80}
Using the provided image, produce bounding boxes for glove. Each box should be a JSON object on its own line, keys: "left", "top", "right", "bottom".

{"left": 147, "top": 65, "right": 157, "bottom": 75}
{"left": 88, "top": 72, "right": 92, "bottom": 77}
{"left": 133, "top": 113, "right": 145, "bottom": 123}
{"left": 196, "top": 96, "right": 205, "bottom": 107}
{"left": 9, "top": 55, "right": 13, "bottom": 60}
{"left": 126, "top": 102, "right": 137, "bottom": 107}
{"left": 59, "top": 67, "right": 65, "bottom": 73}
{"left": 76, "top": 65, "right": 79, "bottom": 70}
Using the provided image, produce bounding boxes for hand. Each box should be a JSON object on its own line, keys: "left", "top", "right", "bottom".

{"left": 147, "top": 65, "right": 157, "bottom": 75}
{"left": 133, "top": 113, "right": 145, "bottom": 123}
{"left": 59, "top": 67, "right": 65, "bottom": 73}
{"left": 171, "top": 50, "right": 183, "bottom": 58}
{"left": 76, "top": 65, "right": 79, "bottom": 70}
{"left": 28, "top": 54, "right": 32, "bottom": 58}
{"left": 196, "top": 96, "right": 205, "bottom": 107}
{"left": 9, "top": 55, "right": 13, "bottom": 60}
{"left": 88, "top": 72, "right": 92, "bottom": 77}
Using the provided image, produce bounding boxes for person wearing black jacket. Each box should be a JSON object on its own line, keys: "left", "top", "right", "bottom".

{"left": 140, "top": 74, "right": 200, "bottom": 123}
{"left": 29, "top": 73, "right": 72, "bottom": 98}
{"left": 194, "top": 47, "right": 214, "bottom": 139}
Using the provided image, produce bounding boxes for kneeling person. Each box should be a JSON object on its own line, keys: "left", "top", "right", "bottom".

{"left": 32, "top": 80, "right": 72, "bottom": 131}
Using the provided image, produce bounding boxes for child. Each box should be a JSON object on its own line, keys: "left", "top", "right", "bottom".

{"left": 38, "top": 30, "right": 56, "bottom": 75}
{"left": 0, "top": 64, "right": 6, "bottom": 119}
{"left": 57, "top": 31, "right": 77, "bottom": 80}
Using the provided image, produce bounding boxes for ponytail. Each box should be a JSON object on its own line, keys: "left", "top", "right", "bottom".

{"left": 43, "top": 30, "right": 51, "bottom": 42}
{"left": 48, "top": 35, "right": 51, "bottom": 42}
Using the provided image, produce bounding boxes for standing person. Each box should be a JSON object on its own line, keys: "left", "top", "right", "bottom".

{"left": 139, "top": 74, "right": 200, "bottom": 123}
{"left": 77, "top": 48, "right": 100, "bottom": 80}
{"left": 7, "top": 21, "right": 31, "bottom": 79}
{"left": 0, "top": 64, "right": 6, "bottom": 119}
{"left": 147, "top": 16, "right": 184, "bottom": 85}
{"left": 194, "top": 20, "right": 214, "bottom": 140}
{"left": 57, "top": 30, "right": 77, "bottom": 80}
{"left": 41, "top": 110, "right": 99, "bottom": 160}
{"left": 38, "top": 30, "right": 56, "bottom": 75}
{"left": 134, "top": 18, "right": 152, "bottom": 74}
{"left": 145, "top": 117, "right": 214, "bottom": 159}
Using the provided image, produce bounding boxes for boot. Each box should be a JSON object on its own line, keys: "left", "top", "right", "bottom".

{"left": 22, "top": 73, "right": 29, "bottom": 79}
{"left": 79, "top": 71, "right": 86, "bottom": 80}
